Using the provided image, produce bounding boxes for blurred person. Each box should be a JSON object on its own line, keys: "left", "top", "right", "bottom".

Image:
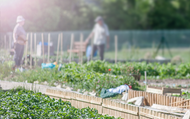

{"left": 85, "top": 16, "right": 110, "bottom": 61}
{"left": 12, "top": 16, "right": 27, "bottom": 70}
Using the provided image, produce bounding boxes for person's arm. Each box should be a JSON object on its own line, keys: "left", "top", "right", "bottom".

{"left": 17, "top": 35, "right": 27, "bottom": 45}
{"left": 13, "top": 33, "right": 16, "bottom": 43}
{"left": 85, "top": 32, "right": 94, "bottom": 44}
{"left": 18, "top": 35, "right": 27, "bottom": 41}
{"left": 85, "top": 24, "right": 96, "bottom": 44}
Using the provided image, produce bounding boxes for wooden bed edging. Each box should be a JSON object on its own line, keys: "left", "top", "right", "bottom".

{"left": 128, "top": 89, "right": 187, "bottom": 108}
{"left": 45, "top": 88, "right": 185, "bottom": 119}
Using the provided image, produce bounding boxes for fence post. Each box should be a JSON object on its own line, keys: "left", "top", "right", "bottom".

{"left": 34, "top": 33, "right": 37, "bottom": 66}
{"left": 25, "top": 33, "right": 29, "bottom": 66}
{"left": 41, "top": 33, "right": 45, "bottom": 63}
{"left": 69, "top": 34, "right": 74, "bottom": 63}
{"left": 90, "top": 38, "right": 93, "bottom": 61}
{"left": 56, "top": 34, "right": 60, "bottom": 63}
{"left": 4, "top": 35, "right": 6, "bottom": 50}
{"left": 80, "top": 33, "right": 83, "bottom": 64}
{"left": 30, "top": 33, "right": 33, "bottom": 68}
{"left": 9, "top": 34, "right": 11, "bottom": 51}
{"left": 115, "top": 35, "right": 118, "bottom": 63}
{"left": 145, "top": 71, "right": 147, "bottom": 86}
{"left": 48, "top": 33, "right": 50, "bottom": 63}
{"left": 138, "top": 106, "right": 140, "bottom": 119}
{"left": 61, "top": 33, "right": 63, "bottom": 63}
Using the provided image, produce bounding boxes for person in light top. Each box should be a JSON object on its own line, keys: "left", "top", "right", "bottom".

{"left": 85, "top": 16, "right": 110, "bottom": 60}
{"left": 12, "top": 16, "right": 27, "bottom": 70}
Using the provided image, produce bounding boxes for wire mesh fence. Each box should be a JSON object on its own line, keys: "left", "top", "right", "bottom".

{"left": 1, "top": 30, "right": 190, "bottom": 62}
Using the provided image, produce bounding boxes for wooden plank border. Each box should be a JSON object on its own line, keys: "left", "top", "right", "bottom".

{"left": 45, "top": 88, "right": 185, "bottom": 119}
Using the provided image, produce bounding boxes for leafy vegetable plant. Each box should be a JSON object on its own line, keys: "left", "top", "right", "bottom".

{"left": 0, "top": 89, "right": 120, "bottom": 119}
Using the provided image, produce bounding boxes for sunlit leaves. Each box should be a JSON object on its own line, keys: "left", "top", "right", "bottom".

{"left": 0, "top": 89, "right": 117, "bottom": 118}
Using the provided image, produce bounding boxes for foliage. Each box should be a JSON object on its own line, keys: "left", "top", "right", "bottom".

{"left": 100, "top": 0, "right": 151, "bottom": 29}
{"left": 12, "top": 60, "right": 190, "bottom": 94}
{"left": 85, "top": 60, "right": 123, "bottom": 75}
{"left": 83, "top": 60, "right": 190, "bottom": 79}
{"left": 60, "top": 62, "right": 138, "bottom": 94}
{"left": 0, "top": 50, "right": 14, "bottom": 79}
{"left": 147, "top": 0, "right": 190, "bottom": 29}
{"left": 180, "top": 91, "right": 190, "bottom": 99}
{"left": 0, "top": 61, "right": 13, "bottom": 79}
{"left": 13, "top": 68, "right": 59, "bottom": 85}
{"left": 1, "top": 0, "right": 190, "bottom": 32}
{"left": 4, "top": 59, "right": 190, "bottom": 85}
{"left": 0, "top": 89, "right": 118, "bottom": 118}
{"left": 86, "top": 61, "right": 190, "bottom": 79}
{"left": 1, "top": 0, "right": 98, "bottom": 32}
{"left": 14, "top": 62, "right": 138, "bottom": 95}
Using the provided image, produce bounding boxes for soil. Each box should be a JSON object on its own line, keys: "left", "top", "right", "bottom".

{"left": 139, "top": 79, "right": 190, "bottom": 87}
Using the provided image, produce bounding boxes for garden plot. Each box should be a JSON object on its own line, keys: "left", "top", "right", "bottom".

{"left": 0, "top": 88, "right": 119, "bottom": 119}
{"left": 2, "top": 60, "right": 190, "bottom": 101}
{"left": 1, "top": 83, "right": 185, "bottom": 119}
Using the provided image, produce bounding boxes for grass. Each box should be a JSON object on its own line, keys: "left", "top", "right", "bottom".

{"left": 133, "top": 85, "right": 146, "bottom": 91}
{"left": 105, "top": 48, "right": 190, "bottom": 63}
{"left": 109, "top": 94, "right": 123, "bottom": 99}
{"left": 1, "top": 47, "right": 190, "bottom": 63}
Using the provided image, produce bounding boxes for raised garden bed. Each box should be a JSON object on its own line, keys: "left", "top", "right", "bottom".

{"left": 146, "top": 85, "right": 181, "bottom": 96}
{"left": 0, "top": 88, "right": 118, "bottom": 119}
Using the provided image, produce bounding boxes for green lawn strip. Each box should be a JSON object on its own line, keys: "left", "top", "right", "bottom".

{"left": 105, "top": 48, "right": 190, "bottom": 63}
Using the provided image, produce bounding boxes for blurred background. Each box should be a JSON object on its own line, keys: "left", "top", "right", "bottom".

{"left": 0, "top": 0, "right": 190, "bottom": 62}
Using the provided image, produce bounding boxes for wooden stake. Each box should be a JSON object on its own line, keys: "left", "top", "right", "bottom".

{"left": 61, "top": 33, "right": 63, "bottom": 63}
{"left": 4, "top": 35, "right": 6, "bottom": 50}
{"left": 41, "top": 33, "right": 45, "bottom": 63}
{"left": 30, "top": 33, "right": 33, "bottom": 68}
{"left": 56, "top": 34, "right": 60, "bottom": 63}
{"left": 80, "top": 33, "right": 83, "bottom": 64}
{"left": 115, "top": 35, "right": 118, "bottom": 63}
{"left": 25, "top": 33, "right": 29, "bottom": 66}
{"left": 9, "top": 34, "right": 11, "bottom": 51}
{"left": 34, "top": 33, "right": 37, "bottom": 66}
{"left": 145, "top": 71, "right": 147, "bottom": 85}
{"left": 69, "top": 34, "right": 74, "bottom": 63}
{"left": 48, "top": 33, "right": 50, "bottom": 63}
{"left": 90, "top": 37, "right": 93, "bottom": 61}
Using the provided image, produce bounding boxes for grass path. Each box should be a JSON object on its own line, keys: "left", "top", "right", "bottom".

{"left": 105, "top": 48, "right": 190, "bottom": 62}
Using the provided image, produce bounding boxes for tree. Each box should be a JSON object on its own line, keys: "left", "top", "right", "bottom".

{"left": 99, "top": 0, "right": 151, "bottom": 30}
{"left": 1, "top": 0, "right": 190, "bottom": 32}
{"left": 0, "top": 0, "right": 98, "bottom": 32}
{"left": 147, "top": 0, "right": 190, "bottom": 29}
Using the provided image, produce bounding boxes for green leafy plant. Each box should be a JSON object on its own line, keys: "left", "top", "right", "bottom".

{"left": 0, "top": 89, "right": 119, "bottom": 118}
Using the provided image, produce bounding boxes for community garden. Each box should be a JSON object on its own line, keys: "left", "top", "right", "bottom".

{"left": 1, "top": 0, "right": 190, "bottom": 118}
{"left": 1, "top": 48, "right": 190, "bottom": 97}
{"left": 1, "top": 48, "right": 190, "bottom": 118}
